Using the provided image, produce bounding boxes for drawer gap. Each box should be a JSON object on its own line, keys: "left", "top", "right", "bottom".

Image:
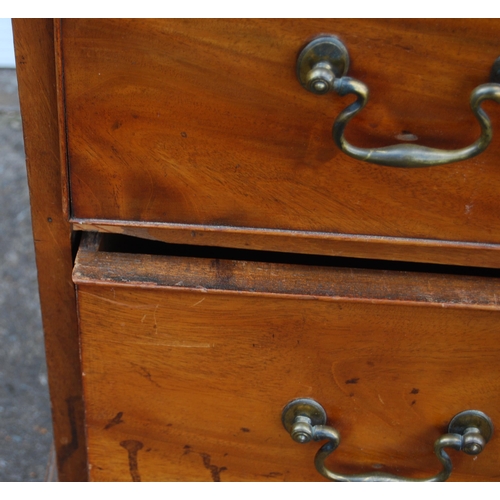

{"left": 94, "top": 232, "right": 500, "bottom": 278}
{"left": 72, "top": 232, "right": 500, "bottom": 310}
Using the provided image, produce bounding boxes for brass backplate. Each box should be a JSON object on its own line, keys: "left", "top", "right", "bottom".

{"left": 296, "top": 36, "right": 349, "bottom": 91}
{"left": 282, "top": 398, "right": 327, "bottom": 433}
{"left": 448, "top": 410, "right": 494, "bottom": 443}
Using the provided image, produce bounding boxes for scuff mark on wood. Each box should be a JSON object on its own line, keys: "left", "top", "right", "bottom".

{"left": 345, "top": 378, "right": 360, "bottom": 384}
{"left": 211, "top": 258, "right": 235, "bottom": 289}
{"left": 261, "top": 471, "right": 283, "bottom": 478}
{"left": 120, "top": 440, "right": 144, "bottom": 482}
{"left": 58, "top": 396, "right": 80, "bottom": 467}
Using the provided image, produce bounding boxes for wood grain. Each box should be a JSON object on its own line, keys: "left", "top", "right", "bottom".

{"left": 74, "top": 236, "right": 500, "bottom": 481}
{"left": 12, "top": 19, "right": 88, "bottom": 481}
{"left": 59, "top": 19, "right": 500, "bottom": 254}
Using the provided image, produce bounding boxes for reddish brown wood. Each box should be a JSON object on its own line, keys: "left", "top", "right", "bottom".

{"left": 73, "top": 236, "right": 500, "bottom": 482}
{"left": 59, "top": 19, "right": 500, "bottom": 259}
{"left": 15, "top": 19, "right": 500, "bottom": 483}
{"left": 12, "top": 19, "right": 88, "bottom": 481}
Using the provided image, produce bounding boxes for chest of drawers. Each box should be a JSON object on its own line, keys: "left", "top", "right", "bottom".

{"left": 13, "top": 19, "right": 500, "bottom": 481}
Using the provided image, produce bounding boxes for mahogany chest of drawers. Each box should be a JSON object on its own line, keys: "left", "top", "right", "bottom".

{"left": 13, "top": 19, "right": 500, "bottom": 481}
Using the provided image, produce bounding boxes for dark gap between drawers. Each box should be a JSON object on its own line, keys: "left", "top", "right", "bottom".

{"left": 94, "top": 232, "right": 500, "bottom": 278}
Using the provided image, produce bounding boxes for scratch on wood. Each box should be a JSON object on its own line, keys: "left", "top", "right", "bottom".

{"left": 82, "top": 292, "right": 157, "bottom": 309}
{"left": 139, "top": 366, "right": 161, "bottom": 388}
{"left": 261, "top": 471, "right": 283, "bottom": 478}
{"left": 153, "top": 304, "right": 159, "bottom": 334}
{"left": 191, "top": 298, "right": 206, "bottom": 307}
{"left": 104, "top": 411, "right": 124, "bottom": 430}
{"left": 130, "top": 363, "right": 161, "bottom": 388}
{"left": 107, "top": 338, "right": 213, "bottom": 348}
{"left": 161, "top": 341, "right": 213, "bottom": 348}
{"left": 378, "top": 394, "right": 384, "bottom": 405}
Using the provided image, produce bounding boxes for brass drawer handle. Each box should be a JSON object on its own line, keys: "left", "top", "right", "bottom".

{"left": 282, "top": 398, "right": 494, "bottom": 482}
{"left": 297, "top": 36, "right": 500, "bottom": 167}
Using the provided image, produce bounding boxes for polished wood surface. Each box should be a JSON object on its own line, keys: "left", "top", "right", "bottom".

{"left": 60, "top": 19, "right": 500, "bottom": 254}
{"left": 74, "top": 236, "right": 500, "bottom": 481}
{"left": 12, "top": 19, "right": 88, "bottom": 481}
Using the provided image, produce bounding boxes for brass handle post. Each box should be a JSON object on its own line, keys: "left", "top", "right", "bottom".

{"left": 282, "top": 398, "right": 494, "bottom": 482}
{"left": 297, "top": 36, "right": 500, "bottom": 168}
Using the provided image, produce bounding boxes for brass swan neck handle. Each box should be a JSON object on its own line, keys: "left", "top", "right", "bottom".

{"left": 297, "top": 36, "right": 500, "bottom": 168}
{"left": 282, "top": 398, "right": 494, "bottom": 482}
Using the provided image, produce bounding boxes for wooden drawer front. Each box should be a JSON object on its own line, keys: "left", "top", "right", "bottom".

{"left": 59, "top": 19, "right": 500, "bottom": 247}
{"left": 73, "top": 239, "right": 500, "bottom": 481}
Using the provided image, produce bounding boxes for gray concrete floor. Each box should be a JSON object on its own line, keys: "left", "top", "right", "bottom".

{"left": 0, "top": 68, "right": 54, "bottom": 481}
